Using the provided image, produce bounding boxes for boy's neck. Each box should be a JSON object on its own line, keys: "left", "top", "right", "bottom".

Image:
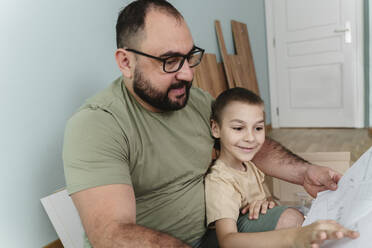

{"left": 218, "top": 155, "right": 247, "bottom": 172}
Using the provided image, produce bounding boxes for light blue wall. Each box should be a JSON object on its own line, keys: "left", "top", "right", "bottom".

{"left": 0, "top": 1, "right": 269, "bottom": 247}
{"left": 1, "top": 1, "right": 125, "bottom": 247}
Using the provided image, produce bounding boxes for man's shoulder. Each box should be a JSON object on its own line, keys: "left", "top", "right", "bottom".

{"left": 189, "top": 86, "right": 214, "bottom": 103}
{"left": 70, "top": 76, "right": 133, "bottom": 119}
{"left": 83, "top": 76, "right": 124, "bottom": 110}
{"left": 66, "top": 76, "right": 131, "bottom": 132}
{"left": 187, "top": 86, "right": 214, "bottom": 116}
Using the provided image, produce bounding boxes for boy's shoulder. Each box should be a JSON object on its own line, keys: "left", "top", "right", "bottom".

{"left": 206, "top": 160, "right": 235, "bottom": 181}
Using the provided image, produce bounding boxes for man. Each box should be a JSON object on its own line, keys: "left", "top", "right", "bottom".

{"left": 63, "top": 1, "right": 343, "bottom": 247}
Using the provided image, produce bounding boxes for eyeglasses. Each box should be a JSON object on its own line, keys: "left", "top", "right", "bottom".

{"left": 125, "top": 46, "right": 205, "bottom": 73}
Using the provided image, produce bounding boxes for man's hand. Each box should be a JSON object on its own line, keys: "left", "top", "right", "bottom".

{"left": 303, "top": 165, "right": 342, "bottom": 198}
{"left": 241, "top": 199, "right": 276, "bottom": 219}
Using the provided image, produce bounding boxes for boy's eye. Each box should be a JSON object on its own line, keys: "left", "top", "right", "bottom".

{"left": 255, "top": 127, "right": 264, "bottom": 131}
{"left": 232, "top": 127, "right": 243, "bottom": 131}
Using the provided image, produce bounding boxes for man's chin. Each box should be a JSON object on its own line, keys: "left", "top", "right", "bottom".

{"left": 166, "top": 95, "right": 188, "bottom": 110}
{"left": 169, "top": 100, "right": 187, "bottom": 110}
{"left": 163, "top": 83, "right": 191, "bottom": 111}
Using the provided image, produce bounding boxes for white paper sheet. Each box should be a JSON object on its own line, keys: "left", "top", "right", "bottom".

{"left": 303, "top": 147, "right": 372, "bottom": 247}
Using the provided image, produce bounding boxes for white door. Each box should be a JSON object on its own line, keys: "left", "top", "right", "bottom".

{"left": 266, "top": 0, "right": 363, "bottom": 127}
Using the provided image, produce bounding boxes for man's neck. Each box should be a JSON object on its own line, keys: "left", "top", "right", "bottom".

{"left": 123, "top": 79, "right": 163, "bottom": 113}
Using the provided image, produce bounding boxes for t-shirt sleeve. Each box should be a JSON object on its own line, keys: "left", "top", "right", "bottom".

{"left": 63, "top": 107, "right": 131, "bottom": 195}
{"left": 189, "top": 87, "right": 215, "bottom": 136}
{"left": 205, "top": 173, "right": 241, "bottom": 227}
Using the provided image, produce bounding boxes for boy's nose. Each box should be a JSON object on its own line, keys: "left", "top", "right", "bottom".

{"left": 244, "top": 132, "right": 255, "bottom": 142}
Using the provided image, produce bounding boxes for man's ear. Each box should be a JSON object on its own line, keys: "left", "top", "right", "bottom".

{"left": 115, "top": 48, "right": 134, "bottom": 78}
{"left": 211, "top": 120, "right": 220, "bottom": 139}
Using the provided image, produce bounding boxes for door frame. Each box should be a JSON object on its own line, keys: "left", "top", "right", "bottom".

{"left": 265, "top": 0, "right": 365, "bottom": 128}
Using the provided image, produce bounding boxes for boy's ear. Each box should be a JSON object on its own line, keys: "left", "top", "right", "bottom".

{"left": 115, "top": 48, "right": 135, "bottom": 79}
{"left": 211, "top": 120, "right": 220, "bottom": 139}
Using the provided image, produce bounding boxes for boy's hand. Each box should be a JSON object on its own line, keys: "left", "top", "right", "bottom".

{"left": 241, "top": 199, "right": 276, "bottom": 219}
{"left": 294, "top": 220, "right": 359, "bottom": 248}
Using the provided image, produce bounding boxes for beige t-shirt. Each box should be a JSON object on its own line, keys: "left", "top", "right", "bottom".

{"left": 205, "top": 159, "right": 268, "bottom": 226}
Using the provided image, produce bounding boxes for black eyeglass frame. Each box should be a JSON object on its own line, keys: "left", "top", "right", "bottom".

{"left": 125, "top": 46, "right": 205, "bottom": 73}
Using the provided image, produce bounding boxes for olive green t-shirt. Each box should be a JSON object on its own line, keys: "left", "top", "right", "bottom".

{"left": 63, "top": 77, "right": 214, "bottom": 246}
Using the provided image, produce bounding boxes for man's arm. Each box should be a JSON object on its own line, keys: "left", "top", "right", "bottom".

{"left": 252, "top": 138, "right": 310, "bottom": 184}
{"left": 214, "top": 218, "right": 358, "bottom": 248}
{"left": 71, "top": 184, "right": 190, "bottom": 248}
{"left": 252, "top": 138, "right": 342, "bottom": 197}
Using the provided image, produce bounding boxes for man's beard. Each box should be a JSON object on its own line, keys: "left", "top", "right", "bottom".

{"left": 133, "top": 67, "right": 192, "bottom": 111}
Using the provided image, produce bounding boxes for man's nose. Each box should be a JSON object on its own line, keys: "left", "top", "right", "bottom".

{"left": 175, "top": 60, "right": 194, "bottom": 82}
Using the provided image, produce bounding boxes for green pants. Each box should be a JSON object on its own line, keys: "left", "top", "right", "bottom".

{"left": 191, "top": 205, "right": 288, "bottom": 248}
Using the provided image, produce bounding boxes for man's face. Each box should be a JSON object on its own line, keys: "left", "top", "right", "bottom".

{"left": 130, "top": 10, "right": 195, "bottom": 112}
{"left": 132, "top": 65, "right": 192, "bottom": 111}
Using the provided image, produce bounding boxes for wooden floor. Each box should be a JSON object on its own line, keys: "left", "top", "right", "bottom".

{"left": 268, "top": 128, "right": 372, "bottom": 163}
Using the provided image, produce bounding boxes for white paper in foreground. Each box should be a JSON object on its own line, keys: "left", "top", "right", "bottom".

{"left": 303, "top": 147, "right": 372, "bottom": 247}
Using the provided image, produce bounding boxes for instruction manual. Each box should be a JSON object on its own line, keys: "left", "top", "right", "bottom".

{"left": 303, "top": 147, "right": 372, "bottom": 247}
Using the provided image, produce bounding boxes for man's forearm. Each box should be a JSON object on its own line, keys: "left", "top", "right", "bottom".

{"left": 93, "top": 222, "right": 190, "bottom": 248}
{"left": 252, "top": 137, "right": 311, "bottom": 185}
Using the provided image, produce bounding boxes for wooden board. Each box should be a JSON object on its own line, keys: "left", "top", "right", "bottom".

{"left": 229, "top": 55, "right": 245, "bottom": 88}
{"left": 216, "top": 62, "right": 227, "bottom": 95}
{"left": 43, "top": 239, "right": 63, "bottom": 248}
{"left": 231, "top": 20, "right": 259, "bottom": 95}
{"left": 215, "top": 20, "right": 235, "bottom": 89}
{"left": 215, "top": 20, "right": 260, "bottom": 96}
{"left": 194, "top": 53, "right": 228, "bottom": 98}
{"left": 205, "top": 54, "right": 228, "bottom": 97}
{"left": 193, "top": 65, "right": 201, "bottom": 88}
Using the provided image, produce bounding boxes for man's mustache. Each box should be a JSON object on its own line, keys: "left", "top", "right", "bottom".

{"left": 168, "top": 80, "right": 192, "bottom": 90}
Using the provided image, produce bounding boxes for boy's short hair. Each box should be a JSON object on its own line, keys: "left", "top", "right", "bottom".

{"left": 211, "top": 87, "right": 264, "bottom": 125}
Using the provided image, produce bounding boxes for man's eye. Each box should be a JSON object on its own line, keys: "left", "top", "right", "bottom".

{"left": 165, "top": 57, "right": 180, "bottom": 65}
{"left": 255, "top": 127, "right": 264, "bottom": 131}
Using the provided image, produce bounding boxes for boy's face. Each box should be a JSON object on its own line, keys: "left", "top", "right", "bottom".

{"left": 212, "top": 101, "right": 265, "bottom": 167}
